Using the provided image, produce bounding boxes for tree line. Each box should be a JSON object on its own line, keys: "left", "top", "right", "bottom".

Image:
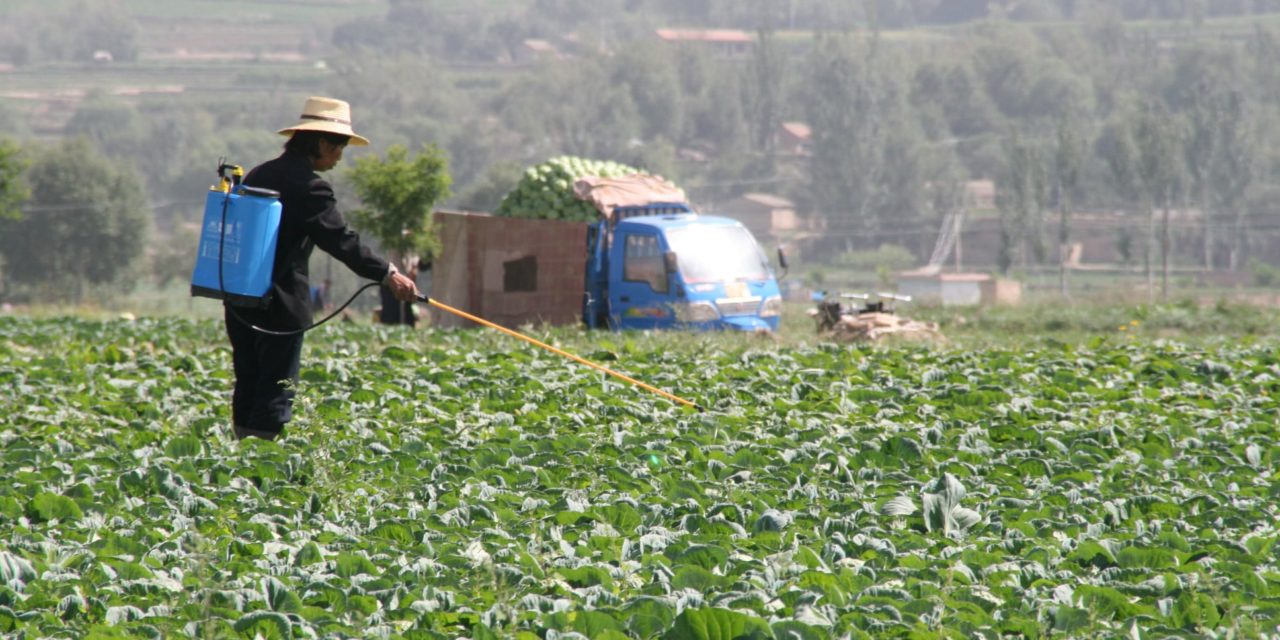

{"left": 1, "top": 1, "right": 1279, "bottom": 302}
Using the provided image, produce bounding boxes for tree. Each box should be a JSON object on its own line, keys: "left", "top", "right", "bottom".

{"left": 744, "top": 29, "right": 784, "bottom": 158}
{"left": 1051, "top": 116, "right": 1086, "bottom": 296}
{"left": 996, "top": 129, "right": 1047, "bottom": 274}
{"left": 0, "top": 140, "right": 27, "bottom": 223}
{"left": 498, "top": 57, "right": 640, "bottom": 160}
{"left": 610, "top": 42, "right": 684, "bottom": 144}
{"left": 453, "top": 160, "right": 523, "bottom": 213}
{"left": 1206, "top": 91, "right": 1259, "bottom": 271}
{"left": 63, "top": 92, "right": 147, "bottom": 173}
{"left": 1130, "top": 101, "right": 1184, "bottom": 301}
{"left": 347, "top": 143, "right": 452, "bottom": 271}
{"left": 0, "top": 1, "right": 138, "bottom": 64}
{"left": 0, "top": 138, "right": 149, "bottom": 302}
{"left": 0, "top": 138, "right": 29, "bottom": 295}
{"left": 804, "top": 34, "right": 901, "bottom": 239}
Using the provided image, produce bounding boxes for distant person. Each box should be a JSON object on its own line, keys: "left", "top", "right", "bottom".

{"left": 310, "top": 277, "right": 332, "bottom": 312}
{"left": 379, "top": 257, "right": 426, "bottom": 326}
{"left": 224, "top": 96, "right": 418, "bottom": 441}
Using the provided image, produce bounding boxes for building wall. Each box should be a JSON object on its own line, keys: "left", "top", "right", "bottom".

{"left": 430, "top": 211, "right": 587, "bottom": 329}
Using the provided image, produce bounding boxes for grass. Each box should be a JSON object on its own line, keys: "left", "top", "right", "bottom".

{"left": 7, "top": 278, "right": 1276, "bottom": 356}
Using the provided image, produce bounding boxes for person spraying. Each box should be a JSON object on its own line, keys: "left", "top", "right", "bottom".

{"left": 224, "top": 96, "right": 418, "bottom": 441}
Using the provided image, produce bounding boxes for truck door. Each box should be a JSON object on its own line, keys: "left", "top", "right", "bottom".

{"left": 610, "top": 230, "right": 674, "bottom": 329}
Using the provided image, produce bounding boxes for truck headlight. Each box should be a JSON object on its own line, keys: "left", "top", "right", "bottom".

{"left": 675, "top": 301, "right": 719, "bottom": 322}
{"left": 760, "top": 295, "right": 783, "bottom": 318}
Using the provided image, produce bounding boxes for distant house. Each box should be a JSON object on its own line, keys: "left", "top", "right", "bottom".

{"left": 516, "top": 39, "right": 562, "bottom": 62}
{"left": 655, "top": 29, "right": 754, "bottom": 58}
{"left": 777, "top": 122, "right": 811, "bottom": 156}
{"left": 965, "top": 179, "right": 996, "bottom": 210}
{"left": 897, "top": 270, "right": 1022, "bottom": 306}
{"left": 711, "top": 192, "right": 800, "bottom": 242}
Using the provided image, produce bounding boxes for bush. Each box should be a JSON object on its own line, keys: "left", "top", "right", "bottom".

{"left": 835, "top": 244, "right": 917, "bottom": 272}
{"left": 1249, "top": 258, "right": 1280, "bottom": 287}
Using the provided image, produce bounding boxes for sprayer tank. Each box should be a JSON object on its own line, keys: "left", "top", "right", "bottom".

{"left": 190, "top": 186, "right": 282, "bottom": 307}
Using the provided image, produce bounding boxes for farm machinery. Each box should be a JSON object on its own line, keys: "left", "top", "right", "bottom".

{"left": 809, "top": 291, "right": 943, "bottom": 343}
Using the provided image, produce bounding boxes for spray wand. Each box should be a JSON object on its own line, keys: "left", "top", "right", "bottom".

{"left": 417, "top": 295, "right": 704, "bottom": 412}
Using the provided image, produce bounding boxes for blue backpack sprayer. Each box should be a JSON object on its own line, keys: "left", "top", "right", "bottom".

{"left": 190, "top": 162, "right": 281, "bottom": 307}
{"left": 190, "top": 161, "right": 382, "bottom": 335}
{"left": 189, "top": 160, "right": 702, "bottom": 410}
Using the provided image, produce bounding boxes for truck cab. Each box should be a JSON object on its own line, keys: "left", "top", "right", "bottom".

{"left": 583, "top": 203, "right": 784, "bottom": 332}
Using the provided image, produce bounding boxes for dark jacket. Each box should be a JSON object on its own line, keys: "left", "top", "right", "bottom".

{"left": 235, "top": 149, "right": 389, "bottom": 330}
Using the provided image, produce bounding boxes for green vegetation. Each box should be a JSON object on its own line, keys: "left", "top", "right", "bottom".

{"left": 348, "top": 144, "right": 453, "bottom": 267}
{"left": 0, "top": 315, "right": 1277, "bottom": 637}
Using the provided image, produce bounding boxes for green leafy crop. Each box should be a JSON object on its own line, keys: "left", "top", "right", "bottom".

{"left": 0, "top": 316, "right": 1277, "bottom": 638}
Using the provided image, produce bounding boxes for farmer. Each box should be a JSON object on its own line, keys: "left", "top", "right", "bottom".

{"left": 226, "top": 96, "right": 419, "bottom": 441}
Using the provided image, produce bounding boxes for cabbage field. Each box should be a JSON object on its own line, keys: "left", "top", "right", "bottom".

{"left": 1, "top": 316, "right": 1278, "bottom": 639}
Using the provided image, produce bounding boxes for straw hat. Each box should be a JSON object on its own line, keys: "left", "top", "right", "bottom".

{"left": 277, "top": 96, "right": 370, "bottom": 146}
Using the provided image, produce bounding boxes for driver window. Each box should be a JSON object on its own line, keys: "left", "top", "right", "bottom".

{"left": 623, "top": 233, "right": 668, "bottom": 293}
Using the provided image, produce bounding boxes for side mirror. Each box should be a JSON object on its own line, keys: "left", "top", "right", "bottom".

{"left": 776, "top": 246, "right": 790, "bottom": 281}
{"left": 663, "top": 250, "right": 679, "bottom": 276}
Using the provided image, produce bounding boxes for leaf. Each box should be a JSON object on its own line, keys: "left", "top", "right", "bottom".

{"left": 880, "top": 496, "right": 916, "bottom": 517}
{"left": 559, "top": 566, "right": 613, "bottom": 589}
{"left": 1245, "top": 443, "right": 1262, "bottom": 468}
{"left": 672, "top": 565, "right": 724, "bottom": 593}
{"left": 881, "top": 436, "right": 923, "bottom": 461}
{"left": 27, "top": 492, "right": 82, "bottom": 522}
{"left": 1068, "top": 540, "right": 1117, "bottom": 569}
{"left": 661, "top": 607, "right": 773, "bottom": 640}
{"left": 771, "top": 620, "right": 825, "bottom": 640}
{"left": 951, "top": 508, "right": 982, "bottom": 531}
{"left": 334, "top": 553, "right": 378, "bottom": 578}
{"left": 263, "top": 577, "right": 302, "bottom": 613}
{"left": 0, "top": 552, "right": 36, "bottom": 586}
{"left": 1117, "top": 546, "right": 1178, "bottom": 570}
{"left": 233, "top": 610, "right": 291, "bottom": 639}
{"left": 1053, "top": 606, "right": 1091, "bottom": 633}
{"left": 572, "top": 610, "right": 626, "bottom": 637}
{"left": 624, "top": 597, "right": 675, "bottom": 638}
{"left": 1171, "top": 591, "right": 1221, "bottom": 629}
{"left": 295, "top": 542, "right": 323, "bottom": 567}
{"left": 164, "top": 436, "right": 202, "bottom": 458}
{"left": 922, "top": 474, "right": 981, "bottom": 538}
{"left": 922, "top": 493, "right": 949, "bottom": 534}
{"left": 753, "top": 509, "right": 791, "bottom": 533}
{"left": 1076, "top": 585, "right": 1141, "bottom": 620}
{"left": 668, "top": 544, "right": 729, "bottom": 571}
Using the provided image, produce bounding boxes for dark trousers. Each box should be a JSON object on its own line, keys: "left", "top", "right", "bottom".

{"left": 225, "top": 309, "right": 304, "bottom": 435}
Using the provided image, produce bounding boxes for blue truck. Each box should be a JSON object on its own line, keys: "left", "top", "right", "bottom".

{"left": 582, "top": 201, "right": 788, "bottom": 332}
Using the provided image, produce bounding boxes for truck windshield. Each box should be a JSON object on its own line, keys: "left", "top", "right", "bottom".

{"left": 665, "top": 225, "right": 770, "bottom": 283}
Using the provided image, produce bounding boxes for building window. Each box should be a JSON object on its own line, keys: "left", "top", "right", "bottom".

{"left": 503, "top": 255, "right": 537, "bottom": 292}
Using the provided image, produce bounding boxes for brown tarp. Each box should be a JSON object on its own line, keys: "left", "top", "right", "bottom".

{"left": 573, "top": 174, "right": 687, "bottom": 221}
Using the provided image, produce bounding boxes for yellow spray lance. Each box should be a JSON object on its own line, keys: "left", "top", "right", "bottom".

{"left": 417, "top": 295, "right": 704, "bottom": 412}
